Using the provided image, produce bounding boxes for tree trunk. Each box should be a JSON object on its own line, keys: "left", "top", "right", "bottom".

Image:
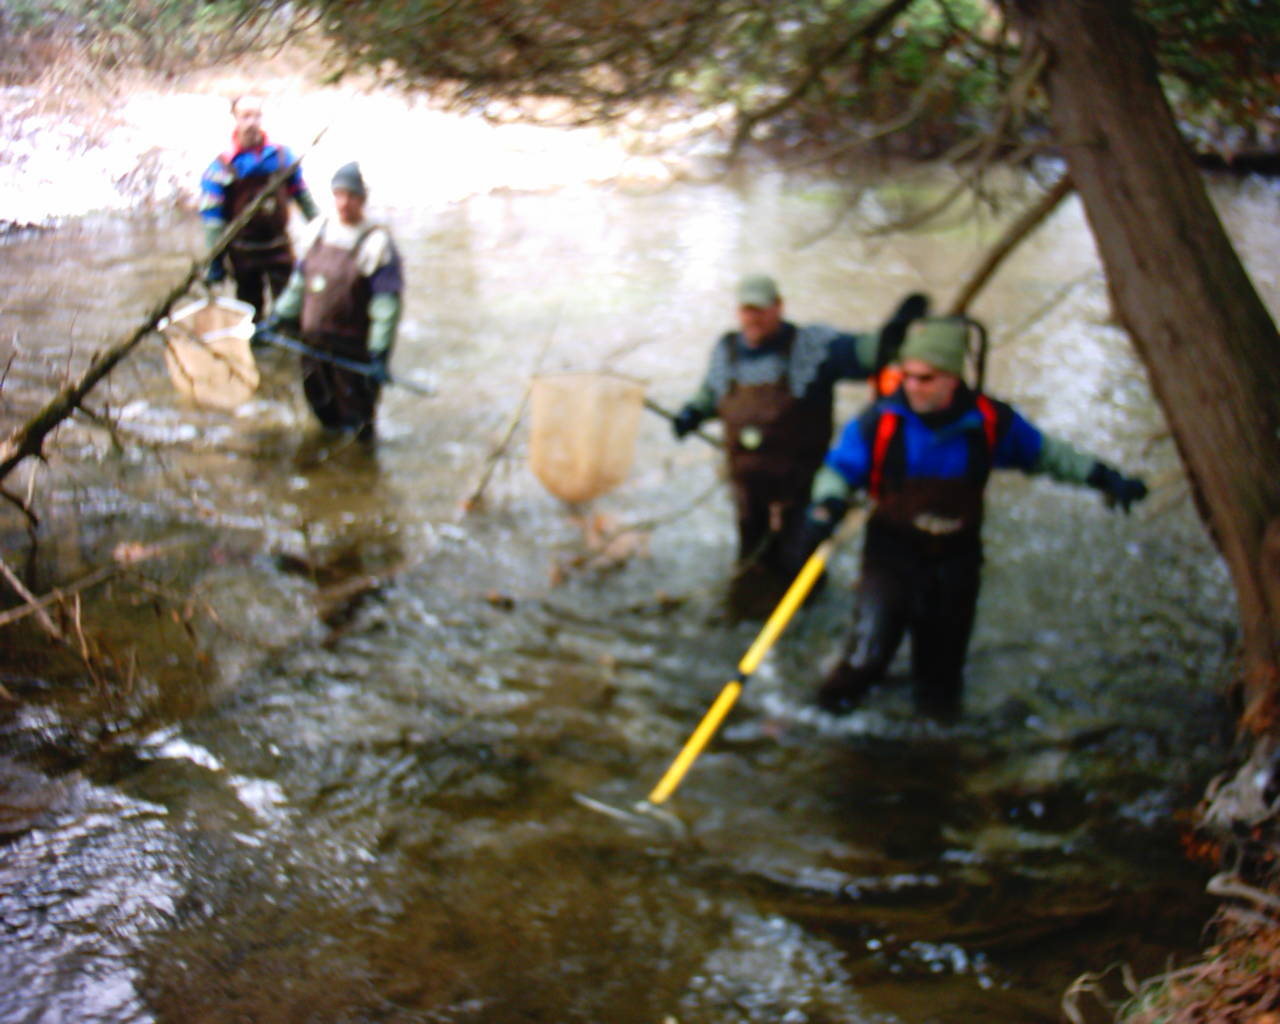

{"left": 999, "top": 0, "right": 1280, "bottom": 733}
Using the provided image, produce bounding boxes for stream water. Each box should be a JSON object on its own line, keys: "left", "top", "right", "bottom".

{"left": 2, "top": 158, "right": 1277, "bottom": 1023}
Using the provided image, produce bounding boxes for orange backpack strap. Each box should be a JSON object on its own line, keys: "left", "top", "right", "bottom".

{"left": 869, "top": 410, "right": 899, "bottom": 500}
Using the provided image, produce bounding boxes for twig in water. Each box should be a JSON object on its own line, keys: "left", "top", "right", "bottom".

{"left": 460, "top": 305, "right": 561, "bottom": 513}
{"left": 0, "top": 553, "right": 65, "bottom": 640}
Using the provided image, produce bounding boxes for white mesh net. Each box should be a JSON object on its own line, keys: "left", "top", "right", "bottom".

{"left": 160, "top": 298, "right": 259, "bottom": 410}
{"left": 529, "top": 372, "right": 646, "bottom": 504}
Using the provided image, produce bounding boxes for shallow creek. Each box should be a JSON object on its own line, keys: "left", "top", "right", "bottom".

{"left": 2, "top": 165, "right": 1276, "bottom": 1023}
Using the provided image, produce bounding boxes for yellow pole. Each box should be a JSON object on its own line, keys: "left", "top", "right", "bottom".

{"left": 646, "top": 678, "right": 744, "bottom": 805}
{"left": 645, "top": 535, "right": 839, "bottom": 806}
{"left": 739, "top": 539, "right": 833, "bottom": 675}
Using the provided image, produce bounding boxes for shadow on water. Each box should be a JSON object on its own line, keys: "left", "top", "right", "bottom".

{"left": 0, "top": 169, "right": 1270, "bottom": 1023}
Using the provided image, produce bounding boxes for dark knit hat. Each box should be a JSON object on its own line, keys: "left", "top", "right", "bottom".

{"left": 330, "top": 161, "right": 367, "bottom": 197}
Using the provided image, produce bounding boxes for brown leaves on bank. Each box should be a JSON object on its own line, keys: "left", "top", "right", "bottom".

{"left": 1064, "top": 896, "right": 1280, "bottom": 1023}
{"left": 1122, "top": 924, "right": 1280, "bottom": 1023}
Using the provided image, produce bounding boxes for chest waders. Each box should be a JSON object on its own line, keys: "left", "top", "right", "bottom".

{"left": 222, "top": 161, "right": 296, "bottom": 318}
{"left": 820, "top": 395, "right": 999, "bottom": 720}
{"left": 717, "top": 335, "right": 834, "bottom": 572}
{"left": 298, "top": 226, "right": 380, "bottom": 434}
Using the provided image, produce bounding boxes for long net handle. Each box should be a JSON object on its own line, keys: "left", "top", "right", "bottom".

{"left": 643, "top": 397, "right": 721, "bottom": 449}
{"left": 644, "top": 505, "right": 869, "bottom": 807}
{"left": 647, "top": 679, "right": 743, "bottom": 805}
{"left": 646, "top": 539, "right": 834, "bottom": 806}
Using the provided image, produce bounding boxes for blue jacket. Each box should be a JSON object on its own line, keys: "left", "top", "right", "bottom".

{"left": 817, "top": 387, "right": 1099, "bottom": 543}
{"left": 826, "top": 389, "right": 1044, "bottom": 490}
{"left": 199, "top": 140, "right": 310, "bottom": 227}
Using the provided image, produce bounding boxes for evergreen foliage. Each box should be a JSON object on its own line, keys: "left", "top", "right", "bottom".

{"left": 3, "top": 0, "right": 1275, "bottom": 157}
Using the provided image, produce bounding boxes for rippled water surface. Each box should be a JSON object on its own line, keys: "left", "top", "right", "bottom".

{"left": 3, "top": 166, "right": 1277, "bottom": 1023}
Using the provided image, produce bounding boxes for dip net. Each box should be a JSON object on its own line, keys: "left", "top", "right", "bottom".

{"left": 159, "top": 298, "right": 259, "bottom": 410}
{"left": 529, "top": 372, "right": 646, "bottom": 504}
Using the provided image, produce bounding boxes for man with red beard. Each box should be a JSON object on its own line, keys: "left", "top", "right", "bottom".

{"left": 200, "top": 94, "right": 320, "bottom": 322}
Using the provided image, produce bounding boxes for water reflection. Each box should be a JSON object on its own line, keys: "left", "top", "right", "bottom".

{"left": 0, "top": 168, "right": 1267, "bottom": 1022}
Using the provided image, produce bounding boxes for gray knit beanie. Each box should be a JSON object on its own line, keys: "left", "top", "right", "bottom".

{"left": 330, "top": 162, "right": 367, "bottom": 197}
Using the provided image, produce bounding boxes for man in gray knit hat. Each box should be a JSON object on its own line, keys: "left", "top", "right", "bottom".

{"left": 265, "top": 161, "right": 404, "bottom": 441}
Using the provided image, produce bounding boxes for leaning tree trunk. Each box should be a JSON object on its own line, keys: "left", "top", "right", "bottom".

{"left": 999, "top": 0, "right": 1280, "bottom": 733}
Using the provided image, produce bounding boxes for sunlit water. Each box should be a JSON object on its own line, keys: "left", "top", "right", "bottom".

{"left": 2, "top": 162, "right": 1278, "bottom": 1023}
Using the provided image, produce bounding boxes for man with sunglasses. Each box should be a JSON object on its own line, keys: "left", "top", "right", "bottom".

{"left": 793, "top": 316, "right": 1148, "bottom": 720}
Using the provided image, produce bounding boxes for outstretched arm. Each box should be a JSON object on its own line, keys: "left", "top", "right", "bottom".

{"left": 671, "top": 337, "right": 728, "bottom": 440}
{"left": 1013, "top": 420, "right": 1149, "bottom": 514}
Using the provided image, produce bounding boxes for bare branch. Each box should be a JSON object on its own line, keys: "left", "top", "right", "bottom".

{"left": 0, "top": 483, "right": 38, "bottom": 529}
{"left": 460, "top": 305, "right": 561, "bottom": 513}
{"left": 0, "top": 267, "right": 199, "bottom": 484}
{"left": 947, "top": 172, "right": 1073, "bottom": 314}
{"left": 728, "top": 0, "right": 922, "bottom": 158}
{"left": 0, "top": 554, "right": 65, "bottom": 640}
{"left": 785, "top": 56, "right": 953, "bottom": 171}
{"left": 867, "top": 43, "right": 1047, "bottom": 236}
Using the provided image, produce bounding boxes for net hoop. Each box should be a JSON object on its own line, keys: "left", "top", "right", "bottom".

{"left": 159, "top": 297, "right": 259, "bottom": 410}
{"left": 529, "top": 372, "right": 646, "bottom": 503}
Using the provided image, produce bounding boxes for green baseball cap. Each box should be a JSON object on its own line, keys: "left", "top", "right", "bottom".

{"left": 897, "top": 317, "right": 968, "bottom": 376}
{"left": 736, "top": 274, "right": 780, "bottom": 308}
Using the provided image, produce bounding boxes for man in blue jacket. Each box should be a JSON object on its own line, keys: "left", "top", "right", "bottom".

{"left": 200, "top": 94, "right": 320, "bottom": 322}
{"left": 794, "top": 316, "right": 1148, "bottom": 720}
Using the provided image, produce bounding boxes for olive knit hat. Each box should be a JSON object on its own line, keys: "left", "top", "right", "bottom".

{"left": 897, "top": 317, "right": 968, "bottom": 376}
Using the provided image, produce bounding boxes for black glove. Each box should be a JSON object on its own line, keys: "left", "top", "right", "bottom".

{"left": 204, "top": 257, "right": 227, "bottom": 286}
{"left": 887, "top": 292, "right": 930, "bottom": 328}
{"left": 672, "top": 404, "right": 704, "bottom": 440}
{"left": 785, "top": 497, "right": 848, "bottom": 575}
{"left": 258, "top": 311, "right": 299, "bottom": 337}
{"left": 876, "top": 292, "right": 931, "bottom": 368}
{"left": 1086, "top": 462, "right": 1148, "bottom": 514}
{"left": 367, "top": 352, "right": 391, "bottom": 385}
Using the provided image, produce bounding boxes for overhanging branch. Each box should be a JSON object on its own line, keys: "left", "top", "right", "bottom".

{"left": 728, "top": 0, "right": 922, "bottom": 157}
{"left": 947, "top": 171, "right": 1074, "bottom": 314}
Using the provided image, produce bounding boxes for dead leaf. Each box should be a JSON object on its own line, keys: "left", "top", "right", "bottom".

{"left": 112, "top": 541, "right": 161, "bottom": 565}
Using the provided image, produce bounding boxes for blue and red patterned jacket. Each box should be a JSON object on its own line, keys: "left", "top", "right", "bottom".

{"left": 200, "top": 134, "right": 313, "bottom": 247}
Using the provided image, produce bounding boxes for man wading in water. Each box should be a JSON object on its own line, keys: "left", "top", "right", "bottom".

{"left": 672, "top": 274, "right": 927, "bottom": 617}
{"left": 790, "top": 315, "right": 1149, "bottom": 721}
{"left": 265, "top": 162, "right": 404, "bottom": 442}
{"left": 200, "top": 94, "right": 320, "bottom": 323}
